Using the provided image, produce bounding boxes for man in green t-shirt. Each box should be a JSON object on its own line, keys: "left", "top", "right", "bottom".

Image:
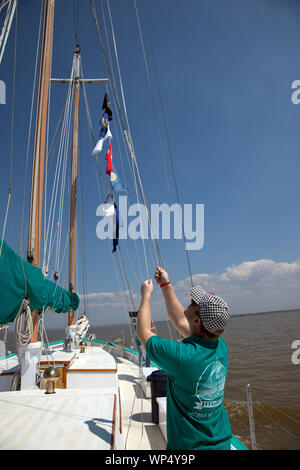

{"left": 136, "top": 266, "right": 232, "bottom": 450}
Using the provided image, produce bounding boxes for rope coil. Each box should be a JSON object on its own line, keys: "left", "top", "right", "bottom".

{"left": 14, "top": 298, "right": 33, "bottom": 345}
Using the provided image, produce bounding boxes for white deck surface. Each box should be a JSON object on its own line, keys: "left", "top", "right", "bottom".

{"left": 0, "top": 346, "right": 166, "bottom": 450}
{"left": 115, "top": 355, "right": 166, "bottom": 450}
{"left": 68, "top": 346, "right": 116, "bottom": 370}
{"left": 0, "top": 388, "right": 117, "bottom": 450}
{"left": 40, "top": 348, "right": 76, "bottom": 364}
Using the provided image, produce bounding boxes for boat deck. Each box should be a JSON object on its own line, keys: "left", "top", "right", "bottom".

{"left": 0, "top": 388, "right": 118, "bottom": 450}
{"left": 116, "top": 355, "right": 166, "bottom": 450}
{"left": 0, "top": 345, "right": 166, "bottom": 450}
{"left": 0, "top": 344, "right": 246, "bottom": 450}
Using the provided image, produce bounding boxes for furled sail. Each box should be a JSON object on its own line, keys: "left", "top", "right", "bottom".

{"left": 0, "top": 239, "right": 80, "bottom": 324}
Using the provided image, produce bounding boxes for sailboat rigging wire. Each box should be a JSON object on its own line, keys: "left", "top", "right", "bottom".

{"left": 43, "top": 73, "right": 52, "bottom": 273}
{"left": 90, "top": 0, "right": 165, "bottom": 272}
{"left": 133, "top": 0, "right": 173, "bottom": 204}
{"left": 20, "top": 0, "right": 44, "bottom": 253}
{"left": 79, "top": 62, "right": 107, "bottom": 198}
{"left": 92, "top": 152, "right": 138, "bottom": 341}
{"left": 137, "top": 0, "right": 194, "bottom": 288}
{"left": 8, "top": 0, "right": 17, "bottom": 196}
{"left": 77, "top": 123, "right": 89, "bottom": 315}
{"left": 105, "top": 0, "right": 161, "bottom": 258}
{"left": 0, "top": 192, "right": 11, "bottom": 257}
{"left": 91, "top": 0, "right": 177, "bottom": 340}
{"left": 1, "top": 5, "right": 30, "bottom": 300}
{"left": 44, "top": 70, "right": 74, "bottom": 272}
{"left": 116, "top": 249, "right": 137, "bottom": 311}
{"left": 55, "top": 77, "right": 74, "bottom": 273}
{"left": 72, "top": 0, "right": 80, "bottom": 46}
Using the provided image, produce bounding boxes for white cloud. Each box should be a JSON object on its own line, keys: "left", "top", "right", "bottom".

{"left": 81, "top": 292, "right": 117, "bottom": 301}
{"left": 175, "top": 259, "right": 300, "bottom": 314}
{"left": 79, "top": 259, "right": 300, "bottom": 324}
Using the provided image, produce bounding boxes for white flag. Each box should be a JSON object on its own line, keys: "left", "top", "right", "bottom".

{"left": 91, "top": 125, "right": 112, "bottom": 155}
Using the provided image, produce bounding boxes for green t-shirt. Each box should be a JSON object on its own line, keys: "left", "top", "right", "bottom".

{"left": 146, "top": 335, "right": 232, "bottom": 450}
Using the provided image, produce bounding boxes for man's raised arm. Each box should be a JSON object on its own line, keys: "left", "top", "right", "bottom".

{"left": 155, "top": 267, "right": 190, "bottom": 338}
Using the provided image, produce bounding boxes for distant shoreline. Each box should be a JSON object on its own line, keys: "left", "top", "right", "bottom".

{"left": 41, "top": 308, "right": 299, "bottom": 330}
{"left": 230, "top": 308, "right": 300, "bottom": 318}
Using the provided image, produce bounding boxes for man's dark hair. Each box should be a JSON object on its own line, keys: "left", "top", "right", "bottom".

{"left": 199, "top": 321, "right": 223, "bottom": 339}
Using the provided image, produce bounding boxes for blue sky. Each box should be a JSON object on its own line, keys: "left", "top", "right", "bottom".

{"left": 0, "top": 0, "right": 300, "bottom": 329}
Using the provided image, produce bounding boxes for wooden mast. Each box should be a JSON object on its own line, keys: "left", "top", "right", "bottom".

{"left": 50, "top": 53, "right": 108, "bottom": 346}
{"left": 27, "top": 0, "right": 55, "bottom": 343}
{"left": 68, "top": 45, "right": 80, "bottom": 327}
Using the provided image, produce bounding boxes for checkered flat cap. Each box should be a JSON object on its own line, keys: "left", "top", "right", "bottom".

{"left": 190, "top": 286, "right": 230, "bottom": 333}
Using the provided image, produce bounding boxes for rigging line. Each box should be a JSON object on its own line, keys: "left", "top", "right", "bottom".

{"left": 133, "top": 0, "right": 173, "bottom": 204}
{"left": 77, "top": 118, "right": 88, "bottom": 314}
{"left": 47, "top": 102, "right": 68, "bottom": 170}
{"left": 79, "top": 63, "right": 96, "bottom": 145}
{"left": 43, "top": 70, "right": 52, "bottom": 272}
{"left": 89, "top": 0, "right": 126, "bottom": 133}
{"left": 98, "top": 46, "right": 174, "bottom": 340}
{"left": 79, "top": 63, "right": 107, "bottom": 199}
{"left": 72, "top": 0, "right": 80, "bottom": 46}
{"left": 110, "top": 98, "right": 154, "bottom": 282}
{"left": 46, "top": 75, "right": 74, "bottom": 270}
{"left": 1, "top": 6, "right": 29, "bottom": 298}
{"left": 135, "top": 1, "right": 189, "bottom": 286}
{"left": 105, "top": 82, "right": 148, "bottom": 283}
{"left": 92, "top": 148, "right": 137, "bottom": 348}
{"left": 55, "top": 77, "right": 74, "bottom": 272}
{"left": 99, "top": 0, "right": 128, "bottom": 190}
{"left": 44, "top": 77, "right": 73, "bottom": 262}
{"left": 116, "top": 249, "right": 137, "bottom": 312}
{"left": 251, "top": 418, "right": 290, "bottom": 450}
{"left": 142, "top": 1, "right": 194, "bottom": 288}
{"left": 111, "top": 253, "right": 136, "bottom": 343}
{"left": 92, "top": 1, "right": 171, "bottom": 342}
{"left": 10, "top": 195, "right": 28, "bottom": 296}
{"left": 20, "top": 0, "right": 43, "bottom": 253}
{"left": 94, "top": 164, "right": 139, "bottom": 337}
{"left": 0, "top": 192, "right": 11, "bottom": 258}
{"left": 124, "top": 126, "right": 165, "bottom": 270}
{"left": 8, "top": 0, "right": 17, "bottom": 195}
{"left": 92, "top": 153, "right": 134, "bottom": 317}
{"left": 105, "top": 0, "right": 160, "bottom": 257}
{"left": 101, "top": 1, "right": 175, "bottom": 341}
{"left": 259, "top": 404, "right": 300, "bottom": 425}
{"left": 254, "top": 407, "right": 300, "bottom": 442}
{"left": 57, "top": 227, "right": 69, "bottom": 276}
{"left": 100, "top": 0, "right": 119, "bottom": 112}
{"left": 91, "top": 0, "right": 164, "bottom": 272}
{"left": 121, "top": 242, "right": 143, "bottom": 288}
{"left": 111, "top": 242, "right": 133, "bottom": 317}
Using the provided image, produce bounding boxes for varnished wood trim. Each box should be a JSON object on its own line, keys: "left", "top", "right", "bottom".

{"left": 63, "top": 365, "right": 67, "bottom": 388}
{"left": 110, "top": 394, "right": 117, "bottom": 450}
{"left": 118, "top": 386, "right": 122, "bottom": 434}
{"left": 40, "top": 360, "right": 72, "bottom": 365}
{"left": 67, "top": 368, "right": 117, "bottom": 373}
{"left": 0, "top": 372, "right": 15, "bottom": 376}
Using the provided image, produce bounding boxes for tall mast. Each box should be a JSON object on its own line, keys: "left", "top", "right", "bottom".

{"left": 27, "top": 0, "right": 55, "bottom": 343}
{"left": 51, "top": 50, "right": 108, "bottom": 349}
{"left": 68, "top": 45, "right": 80, "bottom": 327}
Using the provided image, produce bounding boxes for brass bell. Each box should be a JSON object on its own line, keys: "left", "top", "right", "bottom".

{"left": 43, "top": 366, "right": 60, "bottom": 394}
{"left": 79, "top": 340, "right": 87, "bottom": 353}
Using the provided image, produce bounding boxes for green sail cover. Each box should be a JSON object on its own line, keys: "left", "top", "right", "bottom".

{"left": 0, "top": 239, "right": 80, "bottom": 325}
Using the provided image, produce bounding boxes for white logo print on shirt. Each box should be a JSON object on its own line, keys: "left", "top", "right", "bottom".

{"left": 193, "top": 359, "right": 226, "bottom": 419}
